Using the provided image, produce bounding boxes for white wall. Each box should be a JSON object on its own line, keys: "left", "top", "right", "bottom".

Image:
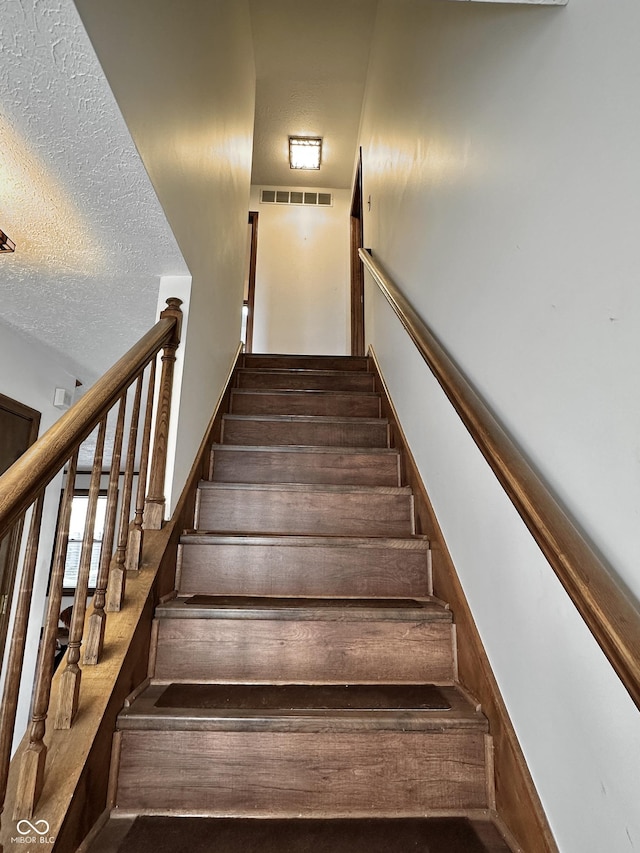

{"left": 359, "top": 1, "right": 640, "bottom": 850}
{"left": 76, "top": 0, "right": 256, "bottom": 510}
{"left": 0, "top": 324, "right": 80, "bottom": 746}
{"left": 250, "top": 186, "right": 350, "bottom": 354}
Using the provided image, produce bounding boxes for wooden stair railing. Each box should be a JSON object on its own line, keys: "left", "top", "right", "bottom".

{"left": 359, "top": 247, "right": 640, "bottom": 713}
{"left": 0, "top": 298, "right": 182, "bottom": 836}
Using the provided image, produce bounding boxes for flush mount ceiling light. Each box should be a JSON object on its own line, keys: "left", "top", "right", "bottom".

{"left": 0, "top": 228, "right": 15, "bottom": 253}
{"left": 289, "top": 136, "right": 322, "bottom": 170}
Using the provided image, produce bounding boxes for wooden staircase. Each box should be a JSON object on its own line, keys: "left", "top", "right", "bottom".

{"left": 89, "top": 354, "right": 514, "bottom": 852}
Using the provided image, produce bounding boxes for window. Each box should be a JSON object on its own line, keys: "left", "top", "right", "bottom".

{"left": 62, "top": 493, "right": 108, "bottom": 593}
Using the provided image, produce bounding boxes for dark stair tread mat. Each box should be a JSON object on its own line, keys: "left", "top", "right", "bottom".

{"left": 154, "top": 683, "right": 451, "bottom": 711}
{"left": 183, "top": 595, "right": 429, "bottom": 609}
{"left": 236, "top": 367, "right": 371, "bottom": 375}
{"left": 229, "top": 388, "right": 380, "bottom": 395}
{"left": 112, "top": 817, "right": 509, "bottom": 853}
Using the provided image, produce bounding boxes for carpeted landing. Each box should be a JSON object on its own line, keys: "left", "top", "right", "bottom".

{"left": 88, "top": 816, "right": 513, "bottom": 853}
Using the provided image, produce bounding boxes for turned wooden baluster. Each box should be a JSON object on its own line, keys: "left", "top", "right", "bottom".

{"left": 13, "top": 452, "right": 78, "bottom": 821}
{"left": 122, "top": 362, "right": 155, "bottom": 582}
{"left": 55, "top": 420, "right": 106, "bottom": 729}
{"left": 107, "top": 374, "right": 143, "bottom": 611}
{"left": 13, "top": 452, "right": 79, "bottom": 819}
{"left": 0, "top": 494, "right": 44, "bottom": 830}
{"left": 84, "top": 397, "right": 127, "bottom": 665}
{"left": 143, "top": 298, "right": 182, "bottom": 530}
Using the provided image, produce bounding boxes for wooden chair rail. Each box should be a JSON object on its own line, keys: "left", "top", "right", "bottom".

{"left": 359, "top": 248, "right": 640, "bottom": 712}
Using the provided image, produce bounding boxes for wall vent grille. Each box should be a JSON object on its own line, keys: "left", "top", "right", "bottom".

{"left": 261, "top": 189, "right": 333, "bottom": 207}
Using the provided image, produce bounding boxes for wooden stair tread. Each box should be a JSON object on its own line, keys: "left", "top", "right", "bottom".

{"left": 88, "top": 815, "right": 513, "bottom": 853}
{"left": 179, "top": 533, "right": 429, "bottom": 549}
{"left": 156, "top": 595, "right": 450, "bottom": 622}
{"left": 230, "top": 388, "right": 380, "bottom": 397}
{"left": 224, "top": 413, "right": 387, "bottom": 424}
{"left": 198, "top": 481, "right": 410, "bottom": 495}
{"left": 237, "top": 368, "right": 373, "bottom": 378}
{"left": 210, "top": 443, "right": 398, "bottom": 456}
{"left": 118, "top": 683, "right": 487, "bottom": 733}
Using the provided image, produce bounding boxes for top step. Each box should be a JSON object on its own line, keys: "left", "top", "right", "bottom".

{"left": 243, "top": 354, "right": 370, "bottom": 372}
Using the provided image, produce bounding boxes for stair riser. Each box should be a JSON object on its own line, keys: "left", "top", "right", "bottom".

{"left": 178, "top": 543, "right": 430, "bottom": 598}
{"left": 210, "top": 448, "right": 400, "bottom": 486}
{"left": 236, "top": 372, "right": 375, "bottom": 392}
{"left": 243, "top": 355, "right": 370, "bottom": 372}
{"left": 116, "top": 730, "right": 489, "bottom": 814}
{"left": 153, "top": 619, "right": 454, "bottom": 683}
{"left": 229, "top": 391, "right": 381, "bottom": 418}
{"left": 195, "top": 489, "right": 414, "bottom": 537}
{"left": 221, "top": 418, "right": 388, "bottom": 448}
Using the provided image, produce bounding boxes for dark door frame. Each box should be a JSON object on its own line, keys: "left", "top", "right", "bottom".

{"left": 350, "top": 149, "right": 365, "bottom": 357}
{"left": 244, "top": 211, "right": 259, "bottom": 354}
{"left": 0, "top": 393, "right": 41, "bottom": 659}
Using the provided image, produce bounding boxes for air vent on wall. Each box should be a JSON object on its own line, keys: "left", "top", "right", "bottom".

{"left": 260, "top": 189, "right": 333, "bottom": 207}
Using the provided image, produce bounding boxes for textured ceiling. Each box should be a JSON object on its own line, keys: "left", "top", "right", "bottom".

{"left": 0, "top": 0, "right": 188, "bottom": 382}
{"left": 249, "top": 0, "right": 377, "bottom": 189}
{"left": 0, "top": 0, "right": 376, "bottom": 384}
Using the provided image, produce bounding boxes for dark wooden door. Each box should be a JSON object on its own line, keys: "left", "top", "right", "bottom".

{"left": 0, "top": 394, "right": 40, "bottom": 657}
{"left": 243, "top": 211, "right": 259, "bottom": 354}
{"left": 350, "top": 150, "right": 365, "bottom": 357}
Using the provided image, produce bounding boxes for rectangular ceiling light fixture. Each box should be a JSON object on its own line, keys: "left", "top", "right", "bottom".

{"left": 0, "top": 229, "right": 15, "bottom": 253}
{"left": 289, "top": 136, "right": 322, "bottom": 170}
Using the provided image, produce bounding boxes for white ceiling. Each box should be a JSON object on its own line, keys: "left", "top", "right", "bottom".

{"left": 0, "top": 0, "right": 377, "bottom": 383}
{"left": 0, "top": 0, "right": 188, "bottom": 382}
{"left": 249, "top": 0, "right": 378, "bottom": 189}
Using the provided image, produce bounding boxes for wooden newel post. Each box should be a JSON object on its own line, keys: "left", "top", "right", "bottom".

{"left": 143, "top": 298, "right": 183, "bottom": 531}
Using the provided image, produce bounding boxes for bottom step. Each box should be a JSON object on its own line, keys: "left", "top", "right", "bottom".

{"left": 114, "top": 682, "right": 490, "bottom": 815}
{"left": 87, "top": 816, "right": 513, "bottom": 853}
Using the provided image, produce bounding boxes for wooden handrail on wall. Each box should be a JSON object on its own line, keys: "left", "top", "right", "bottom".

{"left": 0, "top": 298, "right": 182, "bottom": 839}
{"left": 359, "top": 248, "right": 640, "bottom": 713}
